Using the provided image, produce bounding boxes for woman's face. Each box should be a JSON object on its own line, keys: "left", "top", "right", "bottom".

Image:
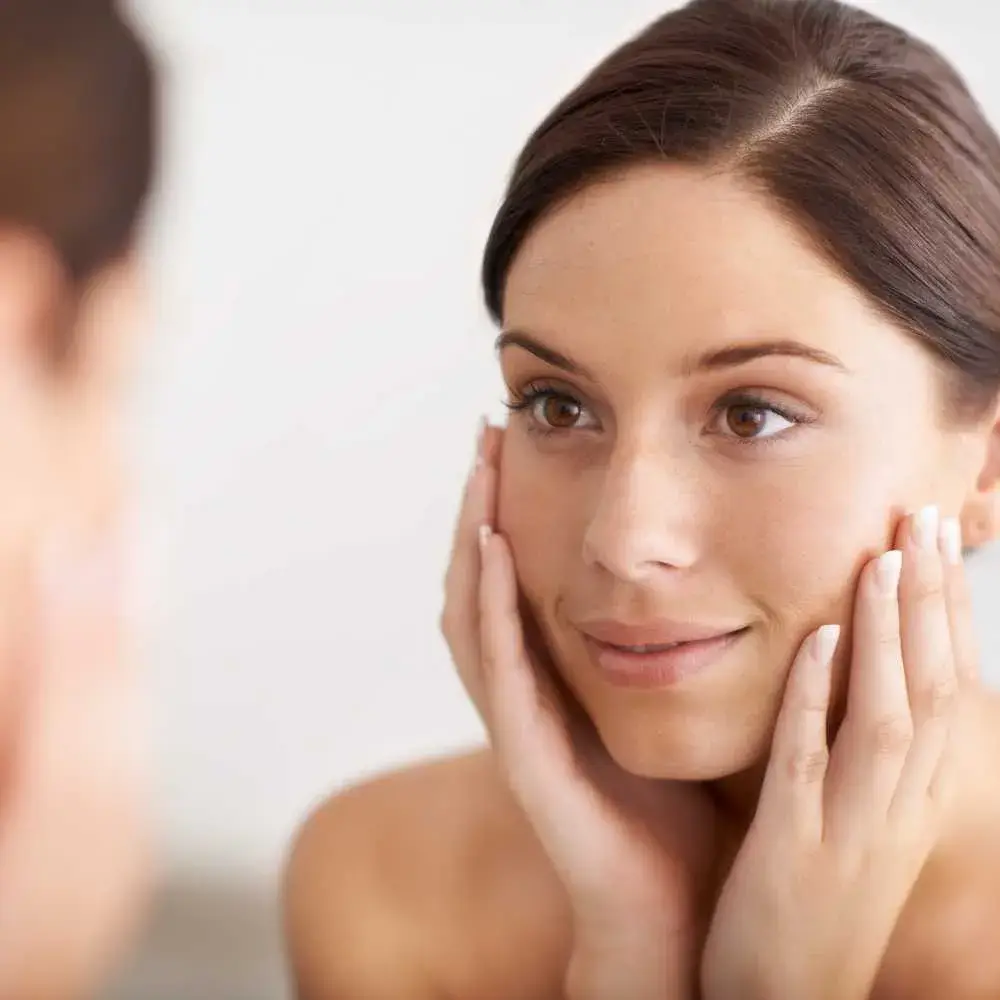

{"left": 496, "top": 164, "right": 994, "bottom": 782}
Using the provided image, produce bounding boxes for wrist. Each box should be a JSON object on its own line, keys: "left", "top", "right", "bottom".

{"left": 566, "top": 912, "right": 694, "bottom": 1000}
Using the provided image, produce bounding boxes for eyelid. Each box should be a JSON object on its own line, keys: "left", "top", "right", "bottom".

{"left": 707, "top": 391, "right": 816, "bottom": 446}
{"left": 505, "top": 380, "right": 601, "bottom": 433}
{"left": 713, "top": 391, "right": 812, "bottom": 424}
{"left": 505, "top": 380, "right": 817, "bottom": 444}
{"left": 508, "top": 378, "right": 589, "bottom": 410}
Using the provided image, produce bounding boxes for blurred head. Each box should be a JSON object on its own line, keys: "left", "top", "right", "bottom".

{"left": 481, "top": 0, "right": 1000, "bottom": 782}
{"left": 0, "top": 0, "right": 156, "bottom": 537}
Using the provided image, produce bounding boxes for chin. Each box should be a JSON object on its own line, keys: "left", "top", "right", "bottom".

{"left": 590, "top": 710, "right": 772, "bottom": 782}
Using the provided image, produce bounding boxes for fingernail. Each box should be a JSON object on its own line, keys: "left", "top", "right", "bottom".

{"left": 939, "top": 516, "right": 962, "bottom": 565}
{"left": 912, "top": 504, "right": 940, "bottom": 553}
{"left": 478, "top": 524, "right": 492, "bottom": 553}
{"left": 876, "top": 549, "right": 903, "bottom": 595}
{"left": 811, "top": 623, "right": 841, "bottom": 665}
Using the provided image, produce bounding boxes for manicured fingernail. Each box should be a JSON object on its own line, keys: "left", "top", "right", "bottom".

{"left": 478, "top": 524, "right": 492, "bottom": 552}
{"left": 913, "top": 504, "right": 939, "bottom": 552}
{"left": 939, "top": 517, "right": 962, "bottom": 564}
{"left": 876, "top": 549, "right": 903, "bottom": 595}
{"left": 811, "top": 623, "right": 840, "bottom": 665}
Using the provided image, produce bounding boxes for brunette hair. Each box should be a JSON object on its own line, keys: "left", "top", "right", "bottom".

{"left": 0, "top": 0, "right": 156, "bottom": 283}
{"left": 482, "top": 0, "right": 1000, "bottom": 418}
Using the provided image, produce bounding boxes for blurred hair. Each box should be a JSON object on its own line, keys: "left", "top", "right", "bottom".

{"left": 0, "top": 0, "right": 157, "bottom": 283}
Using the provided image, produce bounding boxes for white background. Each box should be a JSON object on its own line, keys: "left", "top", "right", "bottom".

{"left": 110, "top": 2, "right": 1000, "bottom": 997}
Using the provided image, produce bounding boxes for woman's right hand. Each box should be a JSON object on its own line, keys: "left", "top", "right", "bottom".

{"left": 440, "top": 419, "right": 719, "bottom": 1000}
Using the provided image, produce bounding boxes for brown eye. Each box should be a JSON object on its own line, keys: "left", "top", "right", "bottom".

{"left": 539, "top": 394, "right": 582, "bottom": 428}
{"left": 725, "top": 404, "right": 767, "bottom": 438}
{"left": 507, "top": 385, "right": 598, "bottom": 434}
{"left": 715, "top": 397, "right": 799, "bottom": 443}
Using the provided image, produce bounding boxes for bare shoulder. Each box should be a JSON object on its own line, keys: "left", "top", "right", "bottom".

{"left": 283, "top": 748, "right": 572, "bottom": 1000}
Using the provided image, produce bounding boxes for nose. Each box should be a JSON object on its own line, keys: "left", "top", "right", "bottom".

{"left": 581, "top": 446, "right": 700, "bottom": 582}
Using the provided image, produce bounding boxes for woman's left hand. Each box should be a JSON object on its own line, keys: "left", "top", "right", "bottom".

{"left": 701, "top": 505, "right": 977, "bottom": 1000}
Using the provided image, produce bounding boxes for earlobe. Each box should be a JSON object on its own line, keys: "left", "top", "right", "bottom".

{"left": 962, "top": 401, "right": 1000, "bottom": 549}
{"left": 975, "top": 397, "right": 1000, "bottom": 490}
{"left": 960, "top": 487, "right": 1000, "bottom": 549}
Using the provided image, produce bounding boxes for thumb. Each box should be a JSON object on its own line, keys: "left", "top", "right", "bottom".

{"left": 478, "top": 527, "right": 611, "bottom": 872}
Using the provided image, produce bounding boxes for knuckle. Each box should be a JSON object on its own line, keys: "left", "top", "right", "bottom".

{"left": 869, "top": 714, "right": 914, "bottom": 757}
{"left": 912, "top": 673, "right": 958, "bottom": 721}
{"left": 874, "top": 626, "right": 902, "bottom": 655}
{"left": 786, "top": 747, "right": 829, "bottom": 784}
{"left": 910, "top": 575, "right": 945, "bottom": 607}
{"left": 480, "top": 645, "right": 497, "bottom": 677}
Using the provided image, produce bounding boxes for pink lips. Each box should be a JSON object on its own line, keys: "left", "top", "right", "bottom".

{"left": 578, "top": 618, "right": 748, "bottom": 689}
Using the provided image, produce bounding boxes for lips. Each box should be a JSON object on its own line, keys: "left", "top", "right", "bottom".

{"left": 576, "top": 618, "right": 750, "bottom": 688}
{"left": 579, "top": 618, "right": 745, "bottom": 648}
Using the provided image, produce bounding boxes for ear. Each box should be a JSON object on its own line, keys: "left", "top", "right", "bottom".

{"left": 960, "top": 486, "right": 1000, "bottom": 549}
{"left": 961, "top": 397, "right": 1000, "bottom": 549}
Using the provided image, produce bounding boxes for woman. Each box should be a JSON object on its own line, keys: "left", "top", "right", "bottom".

{"left": 285, "top": 1, "right": 1000, "bottom": 998}
{"left": 0, "top": 2, "right": 158, "bottom": 998}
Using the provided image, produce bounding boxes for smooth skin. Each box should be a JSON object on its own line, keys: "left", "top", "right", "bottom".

{"left": 285, "top": 166, "right": 1000, "bottom": 1000}
{"left": 0, "top": 243, "right": 150, "bottom": 1000}
{"left": 286, "top": 432, "right": 998, "bottom": 1000}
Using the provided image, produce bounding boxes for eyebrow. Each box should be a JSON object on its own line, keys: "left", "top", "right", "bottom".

{"left": 495, "top": 330, "right": 596, "bottom": 379}
{"left": 495, "top": 330, "right": 848, "bottom": 377}
{"left": 691, "top": 340, "right": 847, "bottom": 374}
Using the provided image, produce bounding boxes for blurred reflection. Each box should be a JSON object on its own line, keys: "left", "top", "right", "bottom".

{"left": 0, "top": 1, "right": 157, "bottom": 997}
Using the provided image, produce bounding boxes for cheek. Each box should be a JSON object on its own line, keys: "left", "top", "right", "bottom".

{"left": 496, "top": 434, "right": 582, "bottom": 605}
{"left": 723, "top": 444, "right": 924, "bottom": 630}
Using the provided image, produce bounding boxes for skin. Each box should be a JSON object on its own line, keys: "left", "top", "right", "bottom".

{"left": 284, "top": 165, "right": 1000, "bottom": 1000}
{"left": 0, "top": 230, "right": 151, "bottom": 999}
{"left": 496, "top": 165, "right": 990, "bottom": 789}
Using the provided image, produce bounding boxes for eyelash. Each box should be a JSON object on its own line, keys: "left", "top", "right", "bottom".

{"left": 503, "top": 381, "right": 812, "bottom": 447}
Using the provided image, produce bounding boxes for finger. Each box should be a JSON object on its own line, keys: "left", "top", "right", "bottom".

{"left": 938, "top": 516, "right": 979, "bottom": 687}
{"left": 442, "top": 417, "right": 495, "bottom": 599}
{"left": 478, "top": 527, "right": 597, "bottom": 863}
{"left": 887, "top": 508, "right": 958, "bottom": 821}
{"left": 756, "top": 623, "right": 839, "bottom": 842}
{"left": 440, "top": 418, "right": 502, "bottom": 725}
{"left": 479, "top": 526, "right": 571, "bottom": 784}
{"left": 828, "top": 550, "right": 909, "bottom": 837}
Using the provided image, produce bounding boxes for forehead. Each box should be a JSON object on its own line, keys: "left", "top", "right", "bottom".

{"left": 501, "top": 163, "right": 886, "bottom": 357}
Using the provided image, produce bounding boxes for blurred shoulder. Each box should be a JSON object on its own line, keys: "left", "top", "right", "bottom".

{"left": 283, "top": 748, "right": 571, "bottom": 999}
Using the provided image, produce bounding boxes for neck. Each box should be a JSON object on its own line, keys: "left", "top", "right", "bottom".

{"left": 704, "top": 667, "right": 854, "bottom": 832}
{"left": 704, "top": 759, "right": 767, "bottom": 831}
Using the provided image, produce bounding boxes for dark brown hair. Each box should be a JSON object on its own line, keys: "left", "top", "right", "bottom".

{"left": 0, "top": 0, "right": 157, "bottom": 283}
{"left": 482, "top": 0, "right": 1000, "bottom": 418}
